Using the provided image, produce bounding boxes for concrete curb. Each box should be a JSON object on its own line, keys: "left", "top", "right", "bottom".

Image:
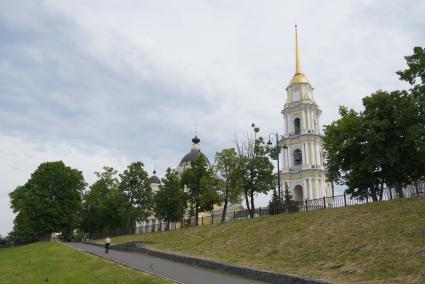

{"left": 85, "top": 241, "right": 330, "bottom": 284}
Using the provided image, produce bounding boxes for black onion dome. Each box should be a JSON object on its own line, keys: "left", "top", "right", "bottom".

{"left": 192, "top": 135, "right": 200, "bottom": 144}
{"left": 149, "top": 170, "right": 161, "bottom": 184}
{"left": 179, "top": 150, "right": 210, "bottom": 166}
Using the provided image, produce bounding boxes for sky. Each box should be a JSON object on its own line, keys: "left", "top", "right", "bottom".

{"left": 1, "top": 0, "right": 424, "bottom": 236}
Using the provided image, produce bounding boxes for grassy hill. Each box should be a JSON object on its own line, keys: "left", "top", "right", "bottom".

{"left": 0, "top": 242, "right": 170, "bottom": 284}
{"left": 108, "top": 197, "right": 425, "bottom": 283}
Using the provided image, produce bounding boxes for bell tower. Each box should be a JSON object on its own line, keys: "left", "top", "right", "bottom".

{"left": 280, "top": 25, "right": 332, "bottom": 201}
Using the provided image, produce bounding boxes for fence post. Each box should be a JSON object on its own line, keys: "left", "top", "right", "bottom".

{"left": 415, "top": 182, "right": 420, "bottom": 196}
{"left": 344, "top": 193, "right": 347, "bottom": 206}
{"left": 389, "top": 187, "right": 393, "bottom": 200}
{"left": 211, "top": 211, "right": 214, "bottom": 224}
{"left": 323, "top": 196, "right": 326, "bottom": 208}
{"left": 305, "top": 199, "right": 308, "bottom": 211}
{"left": 259, "top": 207, "right": 262, "bottom": 216}
{"left": 234, "top": 211, "right": 236, "bottom": 221}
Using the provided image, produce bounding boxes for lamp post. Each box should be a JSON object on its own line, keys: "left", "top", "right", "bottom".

{"left": 267, "top": 133, "right": 288, "bottom": 204}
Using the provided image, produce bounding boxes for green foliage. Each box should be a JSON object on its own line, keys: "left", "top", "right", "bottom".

{"left": 236, "top": 123, "right": 275, "bottom": 217}
{"left": 9, "top": 161, "right": 86, "bottom": 242}
{"left": 180, "top": 155, "right": 219, "bottom": 225}
{"left": 282, "top": 183, "right": 299, "bottom": 213}
{"left": 154, "top": 168, "right": 186, "bottom": 226}
{"left": 324, "top": 47, "right": 425, "bottom": 199}
{"left": 81, "top": 167, "right": 129, "bottom": 235}
{"left": 214, "top": 148, "right": 243, "bottom": 221}
{"left": 119, "top": 162, "right": 153, "bottom": 231}
{"left": 268, "top": 189, "right": 282, "bottom": 215}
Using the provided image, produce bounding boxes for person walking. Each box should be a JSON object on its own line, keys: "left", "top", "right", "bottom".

{"left": 104, "top": 236, "right": 111, "bottom": 254}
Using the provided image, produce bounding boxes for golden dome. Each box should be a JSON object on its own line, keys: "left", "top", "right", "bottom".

{"left": 289, "top": 72, "right": 310, "bottom": 85}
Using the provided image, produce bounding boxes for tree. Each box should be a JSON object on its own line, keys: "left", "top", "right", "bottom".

{"left": 81, "top": 167, "right": 128, "bottom": 235}
{"left": 324, "top": 47, "right": 425, "bottom": 199}
{"left": 235, "top": 123, "right": 275, "bottom": 218}
{"left": 396, "top": 46, "right": 425, "bottom": 188}
{"left": 282, "top": 183, "right": 299, "bottom": 213}
{"left": 268, "top": 189, "right": 282, "bottom": 215}
{"left": 180, "top": 155, "right": 219, "bottom": 225}
{"left": 9, "top": 161, "right": 86, "bottom": 242}
{"left": 119, "top": 162, "right": 153, "bottom": 233}
{"left": 154, "top": 168, "right": 186, "bottom": 229}
{"left": 324, "top": 106, "right": 383, "bottom": 200}
{"left": 214, "top": 148, "right": 243, "bottom": 222}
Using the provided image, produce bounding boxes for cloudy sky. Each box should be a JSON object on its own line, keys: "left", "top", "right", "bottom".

{"left": 1, "top": 0, "right": 424, "bottom": 236}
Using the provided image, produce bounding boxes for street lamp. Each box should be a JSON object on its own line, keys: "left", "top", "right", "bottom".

{"left": 267, "top": 133, "right": 288, "bottom": 205}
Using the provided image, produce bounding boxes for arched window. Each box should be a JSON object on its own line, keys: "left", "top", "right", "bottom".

{"left": 293, "top": 149, "right": 302, "bottom": 165}
{"left": 294, "top": 118, "right": 301, "bottom": 135}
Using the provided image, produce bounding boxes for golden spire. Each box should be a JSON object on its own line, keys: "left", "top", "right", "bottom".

{"left": 289, "top": 24, "right": 310, "bottom": 85}
{"left": 295, "top": 24, "right": 301, "bottom": 74}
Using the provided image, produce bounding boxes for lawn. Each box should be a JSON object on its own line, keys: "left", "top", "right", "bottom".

{"left": 106, "top": 197, "right": 425, "bottom": 283}
{"left": 0, "top": 241, "right": 171, "bottom": 284}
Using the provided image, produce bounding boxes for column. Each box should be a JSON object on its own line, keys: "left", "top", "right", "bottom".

{"left": 316, "top": 178, "right": 323, "bottom": 198}
{"left": 304, "top": 178, "right": 308, "bottom": 200}
{"left": 303, "top": 111, "right": 307, "bottom": 132}
{"left": 310, "top": 111, "right": 314, "bottom": 132}
{"left": 309, "top": 178, "right": 313, "bottom": 199}
{"left": 285, "top": 115, "right": 289, "bottom": 136}
{"left": 306, "top": 110, "right": 310, "bottom": 130}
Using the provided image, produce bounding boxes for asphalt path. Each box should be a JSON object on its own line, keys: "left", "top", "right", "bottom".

{"left": 68, "top": 242, "right": 265, "bottom": 284}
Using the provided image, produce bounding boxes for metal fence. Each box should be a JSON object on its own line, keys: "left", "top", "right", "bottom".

{"left": 135, "top": 185, "right": 425, "bottom": 235}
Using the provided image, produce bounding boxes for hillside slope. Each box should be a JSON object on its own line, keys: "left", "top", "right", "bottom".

{"left": 110, "top": 197, "right": 425, "bottom": 283}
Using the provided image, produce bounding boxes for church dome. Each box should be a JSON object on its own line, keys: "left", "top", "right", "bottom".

{"left": 149, "top": 170, "right": 161, "bottom": 184}
{"left": 178, "top": 135, "right": 210, "bottom": 168}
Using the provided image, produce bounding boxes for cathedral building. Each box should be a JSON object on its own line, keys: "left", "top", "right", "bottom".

{"left": 177, "top": 135, "right": 210, "bottom": 174}
{"left": 280, "top": 25, "right": 332, "bottom": 201}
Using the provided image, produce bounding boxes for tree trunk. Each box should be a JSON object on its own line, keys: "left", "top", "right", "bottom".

{"left": 221, "top": 193, "right": 229, "bottom": 223}
{"left": 167, "top": 220, "right": 171, "bottom": 231}
{"left": 244, "top": 188, "right": 251, "bottom": 215}
{"left": 370, "top": 187, "right": 378, "bottom": 202}
{"left": 250, "top": 189, "right": 255, "bottom": 218}
{"left": 396, "top": 183, "right": 404, "bottom": 198}
{"left": 195, "top": 204, "right": 199, "bottom": 226}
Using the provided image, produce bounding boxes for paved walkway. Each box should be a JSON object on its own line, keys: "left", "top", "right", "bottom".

{"left": 67, "top": 243, "right": 264, "bottom": 284}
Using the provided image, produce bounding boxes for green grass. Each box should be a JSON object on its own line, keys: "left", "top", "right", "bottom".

{"left": 0, "top": 242, "right": 170, "bottom": 284}
{"left": 107, "top": 197, "right": 425, "bottom": 283}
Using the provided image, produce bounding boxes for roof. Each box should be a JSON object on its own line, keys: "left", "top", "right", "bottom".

{"left": 179, "top": 149, "right": 210, "bottom": 167}
{"left": 149, "top": 175, "right": 161, "bottom": 184}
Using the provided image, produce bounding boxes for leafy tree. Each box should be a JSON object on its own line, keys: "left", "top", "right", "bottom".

{"left": 324, "top": 47, "right": 425, "bottom": 199}
{"left": 268, "top": 189, "right": 282, "bottom": 215}
{"left": 180, "top": 155, "right": 219, "bottom": 225}
{"left": 324, "top": 106, "right": 383, "bottom": 200}
{"left": 154, "top": 168, "right": 186, "bottom": 229}
{"left": 214, "top": 148, "right": 243, "bottom": 222}
{"left": 282, "top": 183, "right": 299, "bottom": 213}
{"left": 81, "top": 167, "right": 128, "bottom": 235}
{"left": 235, "top": 123, "right": 275, "bottom": 218}
{"left": 9, "top": 161, "right": 86, "bottom": 242}
{"left": 119, "top": 162, "right": 153, "bottom": 233}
